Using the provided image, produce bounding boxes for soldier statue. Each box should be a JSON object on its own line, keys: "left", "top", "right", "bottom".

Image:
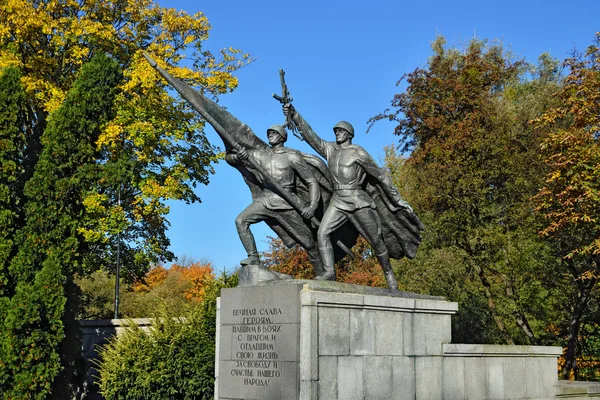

{"left": 144, "top": 55, "right": 422, "bottom": 287}
{"left": 225, "top": 124, "right": 326, "bottom": 276}
{"left": 283, "top": 103, "right": 423, "bottom": 290}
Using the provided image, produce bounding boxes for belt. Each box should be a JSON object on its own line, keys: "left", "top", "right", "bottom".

{"left": 264, "top": 185, "right": 294, "bottom": 191}
{"left": 333, "top": 183, "right": 361, "bottom": 190}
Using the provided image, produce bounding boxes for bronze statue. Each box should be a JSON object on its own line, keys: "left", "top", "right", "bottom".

{"left": 225, "top": 124, "right": 326, "bottom": 275}
{"left": 144, "top": 55, "right": 422, "bottom": 288}
{"left": 283, "top": 103, "right": 424, "bottom": 290}
{"left": 143, "top": 56, "right": 358, "bottom": 283}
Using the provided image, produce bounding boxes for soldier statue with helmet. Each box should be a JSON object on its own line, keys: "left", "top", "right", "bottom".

{"left": 225, "top": 123, "right": 327, "bottom": 276}
{"left": 143, "top": 55, "right": 423, "bottom": 288}
{"left": 283, "top": 104, "right": 423, "bottom": 290}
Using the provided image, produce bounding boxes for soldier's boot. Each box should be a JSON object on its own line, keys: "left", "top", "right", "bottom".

{"left": 308, "top": 249, "right": 334, "bottom": 281}
{"left": 240, "top": 253, "right": 260, "bottom": 266}
{"left": 314, "top": 267, "right": 335, "bottom": 281}
{"left": 377, "top": 251, "right": 398, "bottom": 290}
{"left": 236, "top": 224, "right": 263, "bottom": 267}
{"left": 314, "top": 244, "right": 335, "bottom": 281}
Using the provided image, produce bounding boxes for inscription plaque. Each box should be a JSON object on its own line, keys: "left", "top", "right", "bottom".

{"left": 218, "top": 284, "right": 301, "bottom": 399}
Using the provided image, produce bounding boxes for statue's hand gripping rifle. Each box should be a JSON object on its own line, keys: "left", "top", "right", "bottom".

{"left": 272, "top": 69, "right": 302, "bottom": 141}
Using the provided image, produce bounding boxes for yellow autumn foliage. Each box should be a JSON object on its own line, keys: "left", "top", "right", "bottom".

{"left": 1, "top": 0, "right": 252, "bottom": 266}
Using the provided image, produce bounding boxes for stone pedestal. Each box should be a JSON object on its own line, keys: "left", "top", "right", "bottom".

{"left": 216, "top": 283, "right": 302, "bottom": 399}
{"left": 215, "top": 281, "right": 562, "bottom": 400}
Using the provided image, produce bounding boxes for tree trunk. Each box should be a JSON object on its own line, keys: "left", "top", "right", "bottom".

{"left": 514, "top": 311, "right": 538, "bottom": 345}
{"left": 19, "top": 106, "right": 45, "bottom": 199}
{"left": 477, "top": 265, "right": 515, "bottom": 345}
{"left": 505, "top": 279, "right": 538, "bottom": 344}
{"left": 561, "top": 276, "right": 596, "bottom": 380}
{"left": 52, "top": 276, "right": 85, "bottom": 399}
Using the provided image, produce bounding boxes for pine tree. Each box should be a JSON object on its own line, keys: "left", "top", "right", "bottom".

{"left": 0, "top": 54, "right": 122, "bottom": 399}
{"left": 0, "top": 66, "right": 28, "bottom": 394}
{"left": 0, "top": 67, "right": 27, "bottom": 294}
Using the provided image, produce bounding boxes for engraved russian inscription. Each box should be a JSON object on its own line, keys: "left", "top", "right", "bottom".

{"left": 230, "top": 307, "right": 286, "bottom": 386}
{"left": 218, "top": 284, "right": 301, "bottom": 399}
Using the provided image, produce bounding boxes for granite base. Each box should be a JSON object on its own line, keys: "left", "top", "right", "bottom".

{"left": 215, "top": 280, "right": 563, "bottom": 400}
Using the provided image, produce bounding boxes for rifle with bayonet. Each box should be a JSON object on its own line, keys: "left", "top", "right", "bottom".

{"left": 272, "top": 69, "right": 302, "bottom": 141}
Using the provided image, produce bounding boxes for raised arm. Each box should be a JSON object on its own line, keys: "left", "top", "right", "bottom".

{"left": 283, "top": 104, "right": 332, "bottom": 159}
{"left": 355, "top": 148, "right": 412, "bottom": 212}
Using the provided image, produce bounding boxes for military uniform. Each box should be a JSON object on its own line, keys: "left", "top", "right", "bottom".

{"left": 227, "top": 134, "right": 324, "bottom": 272}
{"left": 290, "top": 110, "right": 418, "bottom": 289}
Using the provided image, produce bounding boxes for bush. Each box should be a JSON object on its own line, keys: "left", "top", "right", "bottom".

{"left": 97, "top": 272, "right": 237, "bottom": 400}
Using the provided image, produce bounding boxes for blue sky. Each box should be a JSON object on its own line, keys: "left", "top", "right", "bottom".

{"left": 160, "top": 0, "right": 600, "bottom": 271}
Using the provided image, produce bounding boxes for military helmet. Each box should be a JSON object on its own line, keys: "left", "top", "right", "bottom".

{"left": 267, "top": 124, "right": 288, "bottom": 141}
{"left": 333, "top": 121, "right": 354, "bottom": 137}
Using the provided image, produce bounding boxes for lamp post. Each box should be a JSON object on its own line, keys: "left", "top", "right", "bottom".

{"left": 114, "top": 186, "right": 121, "bottom": 319}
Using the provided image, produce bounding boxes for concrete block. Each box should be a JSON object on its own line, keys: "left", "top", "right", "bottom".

{"left": 318, "top": 356, "right": 337, "bottom": 400}
{"left": 410, "top": 313, "right": 453, "bottom": 356}
{"left": 218, "top": 360, "right": 297, "bottom": 399}
{"left": 374, "top": 310, "right": 403, "bottom": 356}
{"left": 279, "top": 362, "right": 300, "bottom": 400}
{"left": 392, "top": 356, "right": 415, "bottom": 400}
{"left": 555, "top": 381, "right": 600, "bottom": 398}
{"left": 215, "top": 298, "right": 221, "bottom": 378}
{"left": 218, "top": 325, "right": 233, "bottom": 361}
{"left": 364, "top": 356, "right": 393, "bottom": 400}
{"left": 403, "top": 313, "right": 414, "bottom": 356}
{"left": 299, "top": 380, "right": 316, "bottom": 400}
{"left": 300, "top": 305, "right": 318, "bottom": 381}
{"left": 217, "top": 284, "right": 301, "bottom": 399}
{"left": 415, "top": 357, "right": 442, "bottom": 399}
{"left": 227, "top": 322, "right": 299, "bottom": 362}
{"left": 302, "top": 290, "right": 364, "bottom": 307}
{"left": 504, "top": 357, "right": 526, "bottom": 399}
{"left": 318, "top": 307, "right": 350, "bottom": 355}
{"left": 442, "top": 356, "right": 465, "bottom": 399}
{"left": 439, "top": 315, "right": 453, "bottom": 345}
{"left": 350, "top": 309, "right": 375, "bottom": 355}
{"left": 363, "top": 294, "right": 415, "bottom": 310}
{"left": 338, "top": 357, "right": 364, "bottom": 400}
{"left": 540, "top": 356, "right": 558, "bottom": 398}
{"left": 425, "top": 314, "right": 451, "bottom": 355}
{"left": 464, "top": 357, "right": 487, "bottom": 400}
{"left": 486, "top": 358, "right": 505, "bottom": 399}
{"left": 414, "top": 298, "right": 458, "bottom": 314}
{"left": 215, "top": 298, "right": 220, "bottom": 399}
{"left": 443, "top": 343, "right": 562, "bottom": 357}
{"left": 220, "top": 284, "right": 301, "bottom": 325}
{"left": 524, "top": 357, "right": 542, "bottom": 398}
{"left": 412, "top": 314, "right": 428, "bottom": 355}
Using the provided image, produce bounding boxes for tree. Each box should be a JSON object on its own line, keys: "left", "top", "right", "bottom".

{"left": 172, "top": 262, "right": 216, "bottom": 301}
{"left": 76, "top": 270, "right": 121, "bottom": 320}
{"left": 533, "top": 32, "right": 600, "bottom": 379}
{"left": 372, "top": 36, "right": 565, "bottom": 346}
{"left": 0, "top": 67, "right": 26, "bottom": 294}
{"left": 0, "top": 2, "right": 250, "bottom": 396}
{"left": 77, "top": 260, "right": 217, "bottom": 319}
{"left": 265, "top": 236, "right": 386, "bottom": 288}
{"left": 0, "top": 0, "right": 252, "bottom": 278}
{"left": 0, "top": 54, "right": 122, "bottom": 399}
{"left": 126, "top": 260, "right": 216, "bottom": 316}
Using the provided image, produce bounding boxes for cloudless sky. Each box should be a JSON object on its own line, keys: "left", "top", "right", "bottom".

{"left": 159, "top": 0, "right": 600, "bottom": 271}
